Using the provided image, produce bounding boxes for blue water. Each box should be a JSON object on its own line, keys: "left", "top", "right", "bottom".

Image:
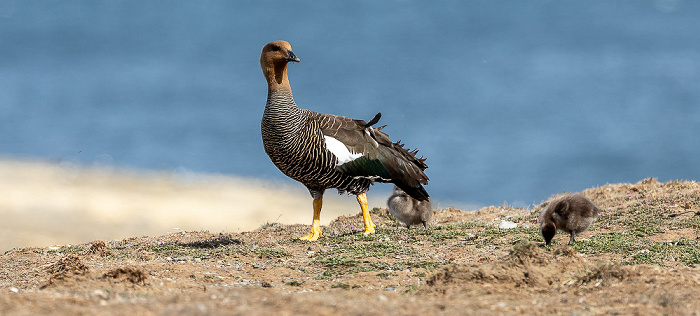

{"left": 1, "top": 0, "right": 699, "bottom": 207}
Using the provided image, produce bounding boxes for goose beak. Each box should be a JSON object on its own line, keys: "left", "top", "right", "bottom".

{"left": 286, "top": 51, "right": 300, "bottom": 63}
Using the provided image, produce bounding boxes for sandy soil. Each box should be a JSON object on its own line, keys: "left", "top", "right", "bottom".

{"left": 1, "top": 161, "right": 699, "bottom": 315}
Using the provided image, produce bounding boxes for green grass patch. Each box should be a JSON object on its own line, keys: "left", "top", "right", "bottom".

{"left": 286, "top": 280, "right": 304, "bottom": 287}
{"left": 313, "top": 242, "right": 442, "bottom": 276}
{"left": 47, "top": 246, "right": 84, "bottom": 254}
{"left": 572, "top": 232, "right": 641, "bottom": 255}
{"left": 628, "top": 225, "right": 665, "bottom": 237}
{"left": 253, "top": 247, "right": 291, "bottom": 259}
{"left": 315, "top": 260, "right": 442, "bottom": 277}
{"left": 314, "top": 257, "right": 361, "bottom": 269}
{"left": 316, "top": 242, "right": 419, "bottom": 260}
{"left": 573, "top": 232, "right": 700, "bottom": 266}
{"left": 331, "top": 283, "right": 351, "bottom": 289}
{"left": 422, "top": 230, "right": 473, "bottom": 241}
{"left": 147, "top": 244, "right": 188, "bottom": 257}
{"left": 680, "top": 217, "right": 700, "bottom": 229}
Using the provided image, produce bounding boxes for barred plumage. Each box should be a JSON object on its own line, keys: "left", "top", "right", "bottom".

{"left": 259, "top": 40, "right": 429, "bottom": 241}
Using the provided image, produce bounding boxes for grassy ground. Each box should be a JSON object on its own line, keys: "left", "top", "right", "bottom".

{"left": 1, "top": 178, "right": 699, "bottom": 315}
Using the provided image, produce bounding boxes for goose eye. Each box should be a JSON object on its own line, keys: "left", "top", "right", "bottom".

{"left": 271, "top": 45, "right": 281, "bottom": 51}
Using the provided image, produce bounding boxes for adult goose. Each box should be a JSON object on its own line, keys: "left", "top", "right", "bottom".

{"left": 259, "top": 40, "right": 429, "bottom": 241}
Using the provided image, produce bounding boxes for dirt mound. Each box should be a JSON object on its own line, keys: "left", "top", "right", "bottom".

{"left": 102, "top": 267, "right": 147, "bottom": 285}
{"left": 41, "top": 254, "right": 90, "bottom": 289}
{"left": 86, "top": 241, "right": 112, "bottom": 257}
{"left": 423, "top": 242, "right": 588, "bottom": 295}
{"left": 422, "top": 240, "right": 699, "bottom": 314}
{"left": 423, "top": 240, "right": 643, "bottom": 293}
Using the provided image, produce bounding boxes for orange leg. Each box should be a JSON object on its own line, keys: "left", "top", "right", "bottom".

{"left": 299, "top": 198, "right": 323, "bottom": 241}
{"left": 356, "top": 193, "right": 375, "bottom": 235}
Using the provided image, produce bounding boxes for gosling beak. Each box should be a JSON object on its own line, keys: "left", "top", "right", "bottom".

{"left": 286, "top": 51, "right": 300, "bottom": 63}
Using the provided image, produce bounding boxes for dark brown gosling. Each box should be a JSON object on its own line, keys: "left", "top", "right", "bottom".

{"left": 387, "top": 185, "right": 433, "bottom": 229}
{"left": 539, "top": 194, "right": 601, "bottom": 246}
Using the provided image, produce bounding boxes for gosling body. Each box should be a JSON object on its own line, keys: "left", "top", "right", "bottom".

{"left": 388, "top": 185, "right": 432, "bottom": 229}
{"left": 539, "top": 194, "right": 601, "bottom": 245}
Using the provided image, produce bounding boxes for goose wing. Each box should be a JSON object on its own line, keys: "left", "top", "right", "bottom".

{"left": 311, "top": 111, "right": 429, "bottom": 200}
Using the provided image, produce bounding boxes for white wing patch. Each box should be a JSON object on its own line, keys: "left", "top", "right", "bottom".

{"left": 324, "top": 136, "right": 363, "bottom": 166}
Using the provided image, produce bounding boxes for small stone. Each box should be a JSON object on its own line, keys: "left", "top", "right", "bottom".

{"left": 9, "top": 287, "right": 19, "bottom": 293}
{"left": 93, "top": 289, "right": 107, "bottom": 298}
{"left": 498, "top": 221, "right": 517, "bottom": 230}
{"left": 384, "top": 286, "right": 396, "bottom": 291}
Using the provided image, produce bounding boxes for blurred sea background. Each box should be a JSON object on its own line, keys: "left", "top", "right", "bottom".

{"left": 1, "top": 0, "right": 698, "bottom": 249}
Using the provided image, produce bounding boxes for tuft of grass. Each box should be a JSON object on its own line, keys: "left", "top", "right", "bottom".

{"left": 148, "top": 244, "right": 188, "bottom": 257}
{"left": 47, "top": 246, "right": 84, "bottom": 254}
{"left": 253, "top": 247, "right": 291, "bottom": 259}
{"left": 331, "top": 283, "right": 351, "bottom": 290}
{"left": 314, "top": 257, "right": 360, "bottom": 269}
{"left": 286, "top": 280, "right": 304, "bottom": 287}
{"left": 404, "top": 261, "right": 443, "bottom": 270}
{"left": 403, "top": 283, "right": 420, "bottom": 293}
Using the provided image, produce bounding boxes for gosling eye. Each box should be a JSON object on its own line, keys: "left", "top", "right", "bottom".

{"left": 271, "top": 45, "right": 281, "bottom": 52}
